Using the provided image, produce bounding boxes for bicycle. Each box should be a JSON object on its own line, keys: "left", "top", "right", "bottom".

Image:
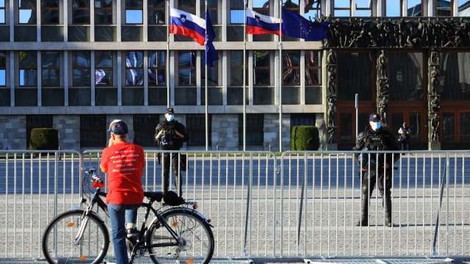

{"left": 42, "top": 168, "right": 214, "bottom": 264}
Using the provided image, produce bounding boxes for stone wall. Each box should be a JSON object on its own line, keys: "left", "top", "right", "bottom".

{"left": 0, "top": 116, "right": 26, "bottom": 149}
{"left": 211, "top": 114, "right": 238, "bottom": 150}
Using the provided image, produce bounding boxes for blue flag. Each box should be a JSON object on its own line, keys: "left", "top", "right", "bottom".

{"left": 205, "top": 11, "right": 218, "bottom": 67}
{"left": 281, "top": 8, "right": 328, "bottom": 41}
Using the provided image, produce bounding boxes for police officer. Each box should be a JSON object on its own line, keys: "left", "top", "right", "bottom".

{"left": 155, "top": 108, "right": 187, "bottom": 195}
{"left": 354, "top": 113, "right": 399, "bottom": 227}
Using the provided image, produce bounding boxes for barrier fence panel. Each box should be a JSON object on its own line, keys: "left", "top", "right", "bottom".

{"left": 1, "top": 149, "right": 469, "bottom": 261}
{"left": 0, "top": 150, "right": 82, "bottom": 259}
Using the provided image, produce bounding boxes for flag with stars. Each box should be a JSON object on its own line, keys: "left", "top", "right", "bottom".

{"left": 281, "top": 8, "right": 328, "bottom": 41}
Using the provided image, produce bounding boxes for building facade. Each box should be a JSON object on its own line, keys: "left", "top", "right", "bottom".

{"left": 0, "top": 0, "right": 469, "bottom": 151}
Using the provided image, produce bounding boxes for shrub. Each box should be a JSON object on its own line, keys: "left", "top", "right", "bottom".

{"left": 30, "top": 128, "right": 59, "bottom": 150}
{"left": 291, "top": 126, "right": 319, "bottom": 150}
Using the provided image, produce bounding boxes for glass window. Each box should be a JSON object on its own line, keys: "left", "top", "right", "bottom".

{"left": 283, "top": 0, "right": 299, "bottom": 12}
{"left": 254, "top": 51, "right": 270, "bottom": 86}
{"left": 125, "top": 51, "right": 143, "bottom": 86}
{"left": 304, "top": 0, "right": 321, "bottom": 19}
{"left": 407, "top": 0, "right": 422, "bottom": 16}
{"left": 388, "top": 52, "right": 424, "bottom": 100}
{"left": 148, "top": 0, "right": 165, "bottom": 24}
{"left": 72, "top": 51, "right": 90, "bottom": 86}
{"left": 0, "top": 51, "right": 6, "bottom": 86}
{"left": 230, "top": 0, "right": 244, "bottom": 24}
{"left": 460, "top": 112, "right": 470, "bottom": 142}
{"left": 282, "top": 51, "right": 300, "bottom": 86}
{"left": 385, "top": 0, "right": 400, "bottom": 17}
{"left": 148, "top": 51, "right": 166, "bottom": 86}
{"left": 178, "top": 0, "right": 195, "bottom": 14}
{"left": 458, "top": 0, "right": 470, "bottom": 16}
{"left": 442, "top": 112, "right": 455, "bottom": 143}
{"left": 41, "top": 0, "right": 59, "bottom": 24}
{"left": 95, "top": 0, "right": 113, "bottom": 24}
{"left": 186, "top": 114, "right": 211, "bottom": 147}
{"left": 239, "top": 114, "right": 264, "bottom": 147}
{"left": 42, "top": 51, "right": 60, "bottom": 87}
{"left": 305, "top": 50, "right": 320, "bottom": 85}
{"left": 95, "top": 51, "right": 113, "bottom": 86}
{"left": 19, "top": 51, "right": 37, "bottom": 86}
{"left": 18, "top": 0, "right": 36, "bottom": 24}
{"left": 337, "top": 52, "right": 372, "bottom": 100}
{"left": 442, "top": 52, "right": 470, "bottom": 100}
{"left": 202, "top": 53, "right": 218, "bottom": 86}
{"left": 435, "top": 0, "right": 452, "bottom": 16}
{"left": 72, "top": 0, "right": 90, "bottom": 24}
{"left": 125, "top": 0, "right": 142, "bottom": 24}
{"left": 229, "top": 51, "right": 246, "bottom": 86}
{"left": 133, "top": 114, "right": 160, "bottom": 146}
{"left": 355, "top": 0, "right": 372, "bottom": 16}
{"left": 333, "top": 0, "right": 351, "bottom": 17}
{"left": 80, "top": 115, "right": 106, "bottom": 148}
{"left": 0, "top": 0, "right": 6, "bottom": 23}
{"left": 177, "top": 51, "right": 196, "bottom": 86}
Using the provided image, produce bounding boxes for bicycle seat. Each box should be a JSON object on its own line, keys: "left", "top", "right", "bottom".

{"left": 144, "top": 191, "right": 164, "bottom": 202}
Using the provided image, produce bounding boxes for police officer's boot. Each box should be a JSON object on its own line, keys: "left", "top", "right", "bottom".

{"left": 384, "top": 192, "right": 392, "bottom": 227}
{"left": 356, "top": 190, "right": 369, "bottom": 226}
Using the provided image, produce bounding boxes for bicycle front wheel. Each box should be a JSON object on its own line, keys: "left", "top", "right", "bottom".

{"left": 147, "top": 208, "right": 214, "bottom": 264}
{"left": 42, "top": 210, "right": 109, "bottom": 264}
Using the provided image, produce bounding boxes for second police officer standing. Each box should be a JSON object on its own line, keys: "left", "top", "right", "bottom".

{"left": 354, "top": 113, "right": 400, "bottom": 227}
{"left": 155, "top": 107, "right": 187, "bottom": 196}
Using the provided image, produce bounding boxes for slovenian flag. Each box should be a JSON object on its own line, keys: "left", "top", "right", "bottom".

{"left": 246, "top": 9, "right": 281, "bottom": 35}
{"left": 169, "top": 8, "right": 206, "bottom": 45}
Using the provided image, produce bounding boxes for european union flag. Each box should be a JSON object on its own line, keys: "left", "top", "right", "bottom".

{"left": 281, "top": 8, "right": 328, "bottom": 41}
{"left": 205, "top": 11, "right": 218, "bottom": 67}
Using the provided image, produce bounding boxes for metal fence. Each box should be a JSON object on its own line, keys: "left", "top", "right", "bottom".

{"left": 0, "top": 149, "right": 469, "bottom": 261}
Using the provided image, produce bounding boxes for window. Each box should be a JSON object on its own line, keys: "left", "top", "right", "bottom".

{"left": 80, "top": 115, "right": 106, "bottom": 148}
{"left": 282, "top": 51, "right": 300, "bottom": 86}
{"left": 435, "top": 0, "right": 452, "bottom": 16}
{"left": 123, "top": 51, "right": 143, "bottom": 106}
{"left": 148, "top": 51, "right": 166, "bottom": 86}
{"left": 125, "top": 51, "right": 143, "bottom": 86}
{"left": 337, "top": 52, "right": 372, "bottom": 101}
{"left": 72, "top": 51, "right": 90, "bottom": 87}
{"left": 388, "top": 52, "right": 424, "bottom": 101}
{"left": 253, "top": 50, "right": 270, "bottom": 86}
{"left": 177, "top": 51, "right": 196, "bottom": 86}
{"left": 148, "top": 0, "right": 165, "bottom": 24}
{"left": 148, "top": 51, "right": 166, "bottom": 105}
{"left": 18, "top": 0, "right": 36, "bottom": 24}
{"left": 19, "top": 51, "right": 37, "bottom": 87}
{"left": 95, "top": 51, "right": 113, "bottom": 86}
{"left": 95, "top": 0, "right": 113, "bottom": 24}
{"left": 305, "top": 50, "right": 322, "bottom": 104}
{"left": 125, "top": 0, "right": 142, "bottom": 24}
{"left": 230, "top": 0, "right": 244, "bottom": 24}
{"left": 42, "top": 51, "right": 60, "bottom": 87}
{"left": 0, "top": 0, "right": 6, "bottom": 23}
{"left": 41, "top": 0, "right": 59, "bottom": 24}
{"left": 304, "top": 0, "right": 321, "bottom": 19}
{"left": 0, "top": 51, "right": 8, "bottom": 106}
{"left": 253, "top": 50, "right": 273, "bottom": 105}
{"left": 133, "top": 114, "right": 159, "bottom": 147}
{"left": 355, "top": 0, "right": 372, "bottom": 16}
{"left": 70, "top": 51, "right": 90, "bottom": 106}
{"left": 186, "top": 114, "right": 210, "bottom": 147}
{"left": 407, "top": 0, "right": 423, "bottom": 16}
{"left": 253, "top": 0, "right": 273, "bottom": 41}
{"left": 228, "top": 51, "right": 247, "bottom": 105}
{"left": 239, "top": 114, "right": 264, "bottom": 148}
{"left": 178, "top": 0, "right": 195, "bottom": 14}
{"left": 71, "top": 0, "right": 90, "bottom": 24}
{"left": 333, "top": 0, "right": 351, "bottom": 17}
{"left": 385, "top": 0, "right": 400, "bottom": 16}
{"left": 458, "top": 0, "right": 470, "bottom": 16}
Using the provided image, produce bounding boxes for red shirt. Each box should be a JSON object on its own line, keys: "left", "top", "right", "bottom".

{"left": 100, "top": 142, "right": 145, "bottom": 205}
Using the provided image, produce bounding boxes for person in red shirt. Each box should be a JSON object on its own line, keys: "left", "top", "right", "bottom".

{"left": 100, "top": 120, "right": 145, "bottom": 264}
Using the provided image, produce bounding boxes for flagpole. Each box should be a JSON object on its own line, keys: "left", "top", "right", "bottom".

{"left": 205, "top": 0, "right": 209, "bottom": 151}
{"left": 278, "top": 0, "right": 283, "bottom": 152}
{"left": 243, "top": 0, "right": 247, "bottom": 151}
{"left": 166, "top": 0, "right": 170, "bottom": 108}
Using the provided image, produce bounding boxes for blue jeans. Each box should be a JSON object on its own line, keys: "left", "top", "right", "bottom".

{"left": 108, "top": 204, "right": 139, "bottom": 264}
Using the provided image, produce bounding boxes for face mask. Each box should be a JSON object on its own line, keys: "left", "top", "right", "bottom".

{"left": 370, "top": 121, "right": 382, "bottom": 131}
{"left": 165, "top": 114, "right": 174, "bottom": 122}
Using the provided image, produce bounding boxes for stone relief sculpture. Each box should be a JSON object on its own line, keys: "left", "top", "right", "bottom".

{"left": 428, "top": 50, "right": 441, "bottom": 145}
{"left": 326, "top": 17, "right": 470, "bottom": 49}
{"left": 326, "top": 49, "right": 337, "bottom": 144}
{"left": 376, "top": 50, "right": 389, "bottom": 124}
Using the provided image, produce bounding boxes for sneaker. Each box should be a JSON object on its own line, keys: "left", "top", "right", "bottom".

{"left": 126, "top": 227, "right": 138, "bottom": 238}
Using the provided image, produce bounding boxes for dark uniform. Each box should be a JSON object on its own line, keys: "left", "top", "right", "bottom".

{"left": 354, "top": 113, "right": 399, "bottom": 227}
{"left": 155, "top": 108, "right": 187, "bottom": 195}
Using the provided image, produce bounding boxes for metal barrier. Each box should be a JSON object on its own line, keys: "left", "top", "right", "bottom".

{"left": 0, "top": 149, "right": 469, "bottom": 261}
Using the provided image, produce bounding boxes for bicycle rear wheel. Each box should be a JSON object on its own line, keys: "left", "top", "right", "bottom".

{"left": 42, "top": 210, "right": 109, "bottom": 264}
{"left": 147, "top": 208, "right": 214, "bottom": 264}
